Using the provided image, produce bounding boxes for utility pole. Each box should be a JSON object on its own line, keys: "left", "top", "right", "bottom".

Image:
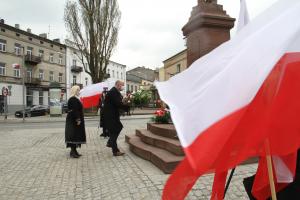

{"left": 22, "top": 47, "right": 26, "bottom": 122}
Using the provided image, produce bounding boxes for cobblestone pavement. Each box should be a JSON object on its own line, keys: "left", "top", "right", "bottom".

{"left": 0, "top": 119, "right": 257, "bottom": 199}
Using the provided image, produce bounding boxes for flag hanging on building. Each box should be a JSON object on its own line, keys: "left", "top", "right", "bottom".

{"left": 12, "top": 63, "right": 20, "bottom": 69}
{"left": 155, "top": 0, "right": 300, "bottom": 199}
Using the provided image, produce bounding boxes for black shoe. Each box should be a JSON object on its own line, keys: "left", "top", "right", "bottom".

{"left": 100, "top": 133, "right": 105, "bottom": 137}
{"left": 70, "top": 151, "right": 79, "bottom": 158}
{"left": 75, "top": 150, "right": 82, "bottom": 157}
{"left": 106, "top": 143, "right": 111, "bottom": 148}
{"left": 113, "top": 152, "right": 125, "bottom": 156}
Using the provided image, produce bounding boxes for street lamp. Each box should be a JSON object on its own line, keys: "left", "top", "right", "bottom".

{"left": 21, "top": 47, "right": 26, "bottom": 122}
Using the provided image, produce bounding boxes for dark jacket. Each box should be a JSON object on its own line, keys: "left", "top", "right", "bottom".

{"left": 65, "top": 96, "right": 86, "bottom": 144}
{"left": 99, "top": 93, "right": 106, "bottom": 127}
{"left": 103, "top": 87, "right": 128, "bottom": 134}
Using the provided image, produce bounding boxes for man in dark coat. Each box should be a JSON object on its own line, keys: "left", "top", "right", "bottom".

{"left": 65, "top": 85, "right": 86, "bottom": 158}
{"left": 103, "top": 80, "right": 128, "bottom": 156}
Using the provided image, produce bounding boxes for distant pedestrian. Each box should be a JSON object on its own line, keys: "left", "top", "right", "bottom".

{"left": 65, "top": 85, "right": 86, "bottom": 158}
{"left": 99, "top": 88, "right": 109, "bottom": 137}
{"left": 103, "top": 80, "right": 129, "bottom": 156}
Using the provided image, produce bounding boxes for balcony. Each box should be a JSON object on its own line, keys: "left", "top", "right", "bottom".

{"left": 25, "top": 77, "right": 41, "bottom": 85}
{"left": 25, "top": 54, "right": 42, "bottom": 65}
{"left": 71, "top": 65, "right": 83, "bottom": 73}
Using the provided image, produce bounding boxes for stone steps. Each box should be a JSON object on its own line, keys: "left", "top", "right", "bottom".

{"left": 147, "top": 123, "right": 178, "bottom": 139}
{"left": 126, "top": 134, "right": 184, "bottom": 174}
{"left": 126, "top": 123, "right": 258, "bottom": 174}
{"left": 136, "top": 129, "right": 184, "bottom": 156}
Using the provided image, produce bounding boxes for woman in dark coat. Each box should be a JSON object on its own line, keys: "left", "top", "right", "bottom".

{"left": 65, "top": 85, "right": 86, "bottom": 158}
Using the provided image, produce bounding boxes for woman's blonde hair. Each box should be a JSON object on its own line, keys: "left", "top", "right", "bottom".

{"left": 70, "top": 85, "right": 80, "bottom": 98}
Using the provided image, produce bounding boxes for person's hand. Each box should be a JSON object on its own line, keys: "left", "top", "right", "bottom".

{"left": 77, "top": 120, "right": 81, "bottom": 126}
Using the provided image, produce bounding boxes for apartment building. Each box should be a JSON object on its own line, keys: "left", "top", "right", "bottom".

{"left": 0, "top": 19, "right": 66, "bottom": 113}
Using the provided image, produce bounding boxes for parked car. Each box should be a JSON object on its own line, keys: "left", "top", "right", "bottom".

{"left": 15, "top": 105, "right": 50, "bottom": 118}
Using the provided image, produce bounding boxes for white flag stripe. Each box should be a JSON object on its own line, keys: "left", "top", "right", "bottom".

{"left": 155, "top": 0, "right": 300, "bottom": 148}
{"left": 237, "top": 0, "right": 250, "bottom": 32}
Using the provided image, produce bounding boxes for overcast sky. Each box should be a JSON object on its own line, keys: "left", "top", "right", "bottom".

{"left": 0, "top": 0, "right": 277, "bottom": 70}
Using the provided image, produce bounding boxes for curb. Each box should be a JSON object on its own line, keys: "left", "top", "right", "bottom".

{"left": 0, "top": 115, "right": 153, "bottom": 124}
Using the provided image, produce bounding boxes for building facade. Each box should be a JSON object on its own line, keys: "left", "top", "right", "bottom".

{"left": 0, "top": 19, "right": 66, "bottom": 113}
{"left": 126, "top": 74, "right": 141, "bottom": 93}
{"left": 163, "top": 49, "right": 187, "bottom": 81}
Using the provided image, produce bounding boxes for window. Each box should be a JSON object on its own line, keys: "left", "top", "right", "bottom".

{"left": 0, "top": 62, "right": 5, "bottom": 76}
{"left": 72, "top": 59, "right": 76, "bottom": 66}
{"left": 39, "top": 70, "right": 44, "bottom": 80}
{"left": 85, "top": 77, "right": 88, "bottom": 86}
{"left": 27, "top": 69, "right": 32, "bottom": 80}
{"left": 16, "top": 33, "right": 20, "bottom": 37}
{"left": 40, "top": 41, "right": 44, "bottom": 44}
{"left": 27, "top": 47, "right": 33, "bottom": 56}
{"left": 59, "top": 73, "right": 63, "bottom": 83}
{"left": 39, "top": 50, "right": 44, "bottom": 58}
{"left": 49, "top": 71, "right": 54, "bottom": 81}
{"left": 50, "top": 44, "right": 53, "bottom": 48}
{"left": 127, "top": 84, "right": 129, "bottom": 91}
{"left": 0, "top": 39, "right": 6, "bottom": 52}
{"left": 107, "top": 69, "right": 110, "bottom": 75}
{"left": 131, "top": 85, "right": 133, "bottom": 92}
{"left": 72, "top": 75, "right": 77, "bottom": 85}
{"left": 112, "top": 70, "right": 115, "bottom": 78}
{"left": 49, "top": 54, "right": 54, "bottom": 63}
{"left": 39, "top": 91, "right": 43, "bottom": 105}
{"left": 14, "top": 43, "right": 21, "bottom": 55}
{"left": 28, "top": 37, "right": 32, "bottom": 41}
{"left": 177, "top": 64, "right": 181, "bottom": 73}
{"left": 121, "top": 72, "right": 123, "bottom": 80}
{"left": 14, "top": 68, "right": 20, "bottom": 77}
{"left": 1, "top": 28, "right": 5, "bottom": 32}
{"left": 135, "top": 86, "right": 138, "bottom": 92}
{"left": 58, "top": 54, "right": 63, "bottom": 65}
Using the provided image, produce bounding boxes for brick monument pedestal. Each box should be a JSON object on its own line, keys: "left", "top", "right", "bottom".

{"left": 182, "top": 0, "right": 235, "bottom": 67}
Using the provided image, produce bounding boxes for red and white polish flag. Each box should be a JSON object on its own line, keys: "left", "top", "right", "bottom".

{"left": 79, "top": 82, "right": 109, "bottom": 109}
{"left": 155, "top": 0, "right": 300, "bottom": 199}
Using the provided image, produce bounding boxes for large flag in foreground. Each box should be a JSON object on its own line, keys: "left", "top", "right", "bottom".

{"left": 155, "top": 0, "right": 300, "bottom": 199}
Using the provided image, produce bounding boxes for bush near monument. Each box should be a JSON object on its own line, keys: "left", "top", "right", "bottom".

{"left": 132, "top": 90, "right": 151, "bottom": 108}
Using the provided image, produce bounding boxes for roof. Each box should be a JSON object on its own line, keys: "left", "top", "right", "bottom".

{"left": 127, "top": 66, "right": 156, "bottom": 82}
{"left": 126, "top": 74, "right": 142, "bottom": 83}
{"left": 0, "top": 22, "right": 66, "bottom": 48}
{"left": 163, "top": 49, "right": 187, "bottom": 63}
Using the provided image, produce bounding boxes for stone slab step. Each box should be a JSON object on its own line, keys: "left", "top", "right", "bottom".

{"left": 136, "top": 129, "right": 184, "bottom": 156}
{"left": 147, "top": 123, "right": 178, "bottom": 139}
{"left": 126, "top": 134, "right": 184, "bottom": 174}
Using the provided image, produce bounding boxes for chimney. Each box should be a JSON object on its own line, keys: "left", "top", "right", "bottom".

{"left": 53, "top": 38, "right": 60, "bottom": 43}
{"left": 27, "top": 28, "right": 31, "bottom": 33}
{"left": 15, "top": 24, "right": 20, "bottom": 29}
{"left": 0, "top": 19, "right": 4, "bottom": 24}
{"left": 39, "top": 33, "right": 47, "bottom": 39}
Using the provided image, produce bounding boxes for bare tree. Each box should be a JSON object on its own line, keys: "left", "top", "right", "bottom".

{"left": 64, "top": 0, "right": 121, "bottom": 83}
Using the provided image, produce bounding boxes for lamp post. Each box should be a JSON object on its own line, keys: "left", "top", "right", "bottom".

{"left": 21, "top": 47, "right": 26, "bottom": 122}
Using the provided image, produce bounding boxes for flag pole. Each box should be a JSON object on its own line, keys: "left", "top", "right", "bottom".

{"left": 264, "top": 139, "right": 277, "bottom": 200}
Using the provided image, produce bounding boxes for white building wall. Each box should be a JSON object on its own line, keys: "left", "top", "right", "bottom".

{"left": 65, "top": 40, "right": 126, "bottom": 98}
